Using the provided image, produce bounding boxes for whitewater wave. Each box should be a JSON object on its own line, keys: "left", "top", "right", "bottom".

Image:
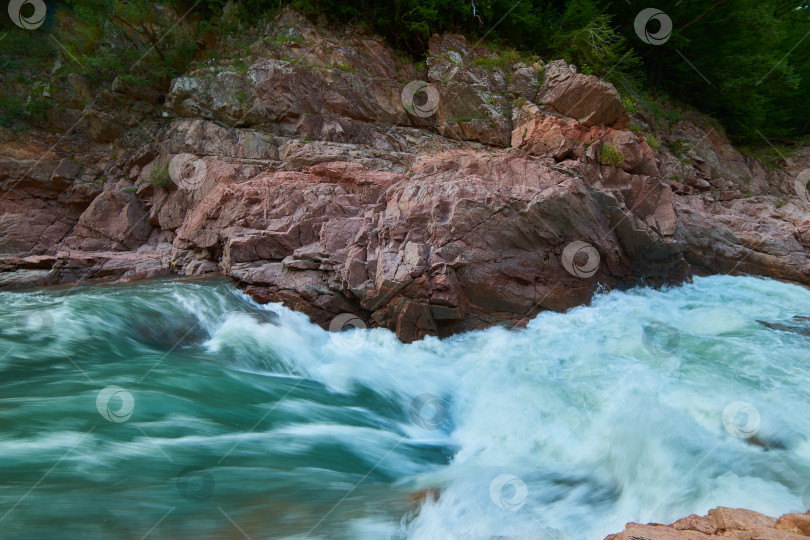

{"left": 1, "top": 275, "right": 809, "bottom": 539}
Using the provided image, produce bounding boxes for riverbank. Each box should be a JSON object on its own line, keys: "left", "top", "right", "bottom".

{"left": 2, "top": 9, "right": 809, "bottom": 343}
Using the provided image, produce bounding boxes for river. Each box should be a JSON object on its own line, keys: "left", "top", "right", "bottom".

{"left": 1, "top": 275, "right": 809, "bottom": 539}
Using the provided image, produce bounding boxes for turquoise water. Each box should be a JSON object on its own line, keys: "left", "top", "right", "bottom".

{"left": 1, "top": 275, "right": 809, "bottom": 539}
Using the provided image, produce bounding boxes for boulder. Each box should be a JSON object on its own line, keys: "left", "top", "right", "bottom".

{"left": 511, "top": 102, "right": 589, "bottom": 159}
{"left": 537, "top": 59, "right": 625, "bottom": 126}
{"left": 709, "top": 507, "right": 777, "bottom": 531}
{"left": 776, "top": 513, "right": 810, "bottom": 535}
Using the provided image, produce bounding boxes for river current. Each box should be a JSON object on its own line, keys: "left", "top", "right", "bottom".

{"left": 1, "top": 275, "right": 809, "bottom": 539}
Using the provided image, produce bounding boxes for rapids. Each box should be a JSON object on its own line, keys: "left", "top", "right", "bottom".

{"left": 1, "top": 275, "right": 809, "bottom": 539}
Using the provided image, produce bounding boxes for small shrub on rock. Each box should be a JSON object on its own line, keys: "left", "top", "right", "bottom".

{"left": 600, "top": 143, "right": 624, "bottom": 167}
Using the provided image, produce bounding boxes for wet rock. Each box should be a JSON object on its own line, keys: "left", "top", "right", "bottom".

{"left": 605, "top": 507, "right": 810, "bottom": 540}
{"left": 757, "top": 316, "right": 810, "bottom": 337}
{"left": 129, "top": 310, "right": 209, "bottom": 349}
{"left": 776, "top": 513, "right": 810, "bottom": 535}
{"left": 605, "top": 522, "right": 715, "bottom": 540}
{"left": 194, "top": 149, "right": 689, "bottom": 341}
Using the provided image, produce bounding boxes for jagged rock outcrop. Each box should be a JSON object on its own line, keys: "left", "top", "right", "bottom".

{"left": 1, "top": 9, "right": 808, "bottom": 345}
{"left": 606, "top": 507, "right": 810, "bottom": 540}
{"left": 196, "top": 150, "right": 685, "bottom": 340}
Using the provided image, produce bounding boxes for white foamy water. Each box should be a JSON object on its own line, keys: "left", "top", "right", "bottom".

{"left": 1, "top": 275, "right": 809, "bottom": 539}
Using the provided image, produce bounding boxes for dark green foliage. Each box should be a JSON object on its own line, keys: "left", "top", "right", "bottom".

{"left": 62, "top": 0, "right": 199, "bottom": 84}
{"left": 274, "top": 0, "right": 809, "bottom": 141}
{"left": 607, "top": 0, "right": 809, "bottom": 142}
{"left": 1, "top": 0, "right": 808, "bottom": 142}
{"left": 147, "top": 157, "right": 172, "bottom": 188}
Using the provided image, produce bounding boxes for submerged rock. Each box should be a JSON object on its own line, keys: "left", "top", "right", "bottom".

{"left": 757, "top": 316, "right": 810, "bottom": 337}
{"left": 129, "top": 310, "right": 210, "bottom": 349}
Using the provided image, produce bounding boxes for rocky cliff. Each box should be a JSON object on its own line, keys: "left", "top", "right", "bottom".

{"left": 1, "top": 9, "right": 809, "bottom": 344}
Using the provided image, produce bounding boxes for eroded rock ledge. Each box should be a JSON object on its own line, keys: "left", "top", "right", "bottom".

{"left": 1, "top": 10, "right": 809, "bottom": 344}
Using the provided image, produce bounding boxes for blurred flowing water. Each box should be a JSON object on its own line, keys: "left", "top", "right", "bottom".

{"left": 1, "top": 275, "right": 810, "bottom": 539}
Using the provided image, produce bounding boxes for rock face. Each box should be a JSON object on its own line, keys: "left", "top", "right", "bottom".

{"left": 188, "top": 150, "right": 685, "bottom": 340}
{"left": 606, "top": 507, "right": 810, "bottom": 540}
{"left": 1, "top": 9, "right": 809, "bottom": 345}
